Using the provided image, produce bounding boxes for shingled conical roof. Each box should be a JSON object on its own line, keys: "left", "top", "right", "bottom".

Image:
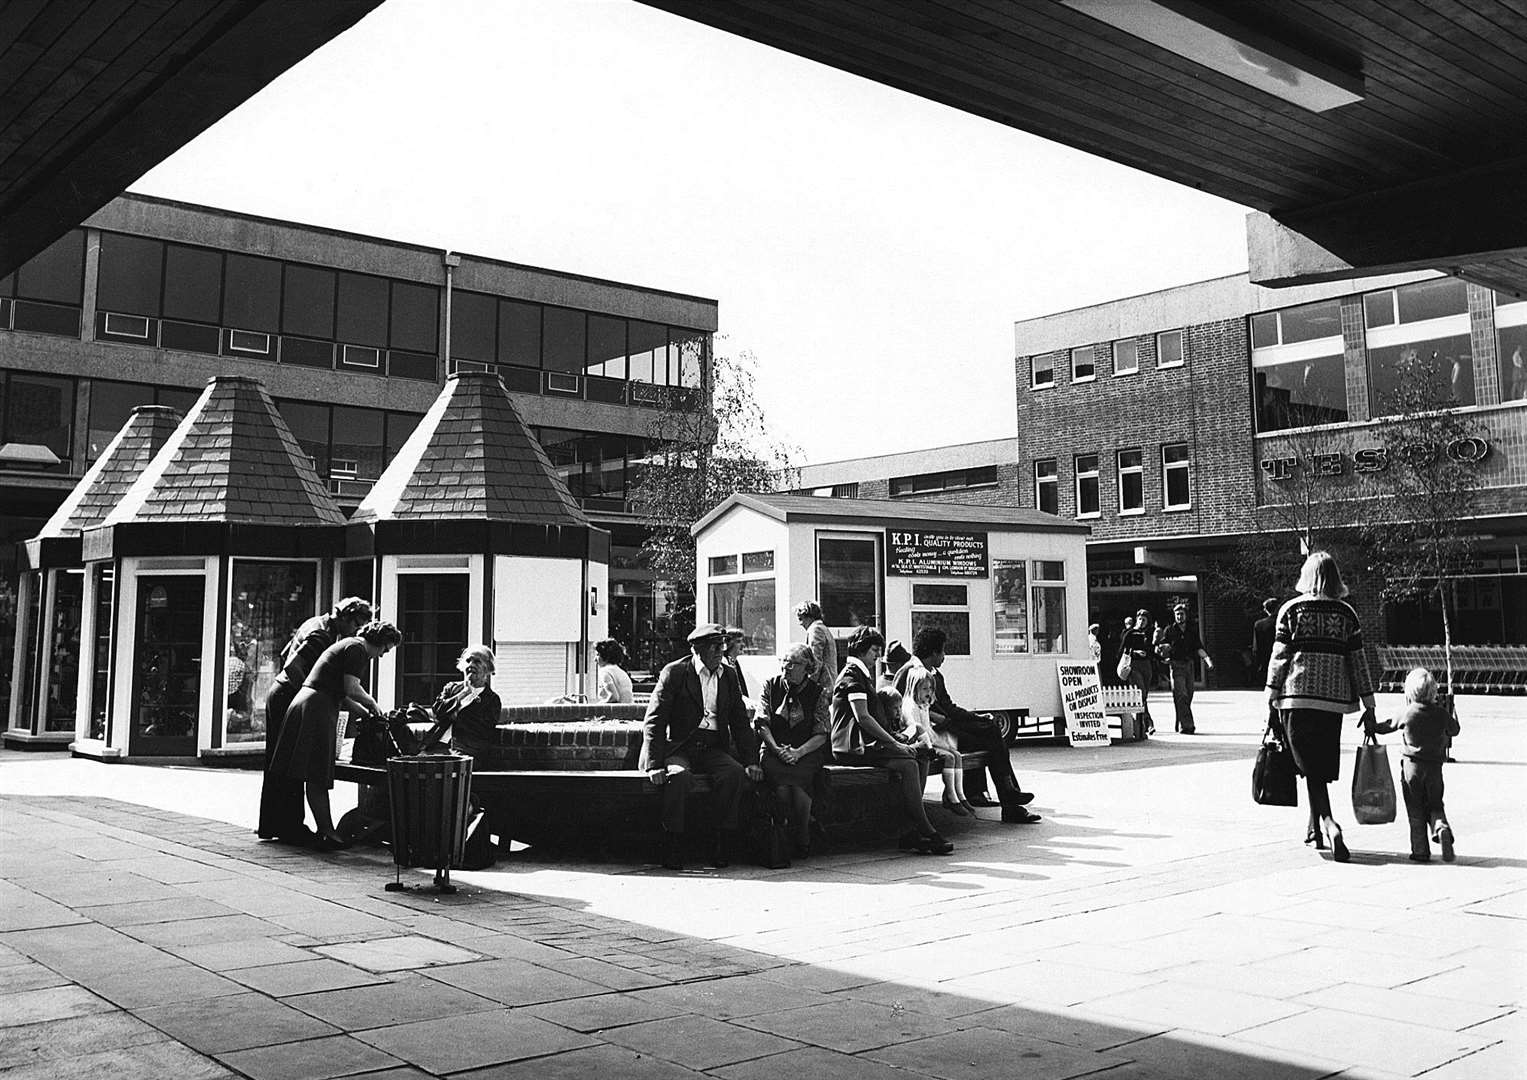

{"left": 103, "top": 376, "right": 344, "bottom": 527}
{"left": 354, "top": 372, "right": 587, "bottom": 526}
{"left": 35, "top": 406, "right": 183, "bottom": 539}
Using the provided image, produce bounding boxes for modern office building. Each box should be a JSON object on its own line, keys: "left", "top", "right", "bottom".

{"left": 3, "top": 194, "right": 717, "bottom": 747}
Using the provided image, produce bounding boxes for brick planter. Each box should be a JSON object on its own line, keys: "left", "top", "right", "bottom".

{"left": 480, "top": 720, "right": 642, "bottom": 770}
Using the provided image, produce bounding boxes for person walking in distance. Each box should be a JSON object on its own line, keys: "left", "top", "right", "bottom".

{"left": 1161, "top": 602, "right": 1213, "bottom": 734}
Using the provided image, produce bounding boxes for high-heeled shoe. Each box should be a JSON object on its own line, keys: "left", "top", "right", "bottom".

{"left": 960, "top": 800, "right": 977, "bottom": 815}
{"left": 1326, "top": 823, "right": 1350, "bottom": 863}
{"left": 942, "top": 794, "right": 969, "bottom": 816}
{"left": 914, "top": 831, "right": 954, "bottom": 855}
{"left": 315, "top": 832, "right": 348, "bottom": 852}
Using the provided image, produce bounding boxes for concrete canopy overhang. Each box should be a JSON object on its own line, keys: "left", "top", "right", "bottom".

{"left": 641, "top": 0, "right": 1527, "bottom": 295}
{"left": 0, "top": 1, "right": 381, "bottom": 277}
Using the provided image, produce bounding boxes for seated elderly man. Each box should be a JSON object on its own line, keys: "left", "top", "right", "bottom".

{"left": 642, "top": 623, "right": 764, "bottom": 871}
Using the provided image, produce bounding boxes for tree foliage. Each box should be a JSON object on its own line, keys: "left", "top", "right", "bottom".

{"left": 631, "top": 348, "right": 798, "bottom": 621}
{"left": 1361, "top": 349, "right": 1489, "bottom": 694}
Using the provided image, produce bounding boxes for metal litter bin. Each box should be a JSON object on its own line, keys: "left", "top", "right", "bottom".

{"left": 385, "top": 753, "right": 473, "bottom": 893}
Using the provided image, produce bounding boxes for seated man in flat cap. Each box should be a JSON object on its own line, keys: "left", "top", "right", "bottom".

{"left": 641, "top": 623, "right": 763, "bottom": 871}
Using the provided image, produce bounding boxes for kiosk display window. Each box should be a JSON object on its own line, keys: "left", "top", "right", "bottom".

{"left": 911, "top": 583, "right": 969, "bottom": 655}
{"left": 707, "top": 548, "right": 776, "bottom": 653}
{"left": 225, "top": 560, "right": 318, "bottom": 743}
{"left": 1032, "top": 560, "right": 1068, "bottom": 654}
{"left": 87, "top": 565, "right": 114, "bottom": 741}
{"left": 993, "top": 559, "right": 1029, "bottom": 654}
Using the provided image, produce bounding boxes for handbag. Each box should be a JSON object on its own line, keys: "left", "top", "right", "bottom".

{"left": 1351, "top": 731, "right": 1397, "bottom": 824}
{"left": 1252, "top": 711, "right": 1298, "bottom": 806}
{"left": 1116, "top": 653, "right": 1134, "bottom": 682}
{"left": 749, "top": 789, "right": 792, "bottom": 869}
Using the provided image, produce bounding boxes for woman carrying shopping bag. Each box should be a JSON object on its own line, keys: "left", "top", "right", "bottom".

{"left": 1266, "top": 551, "right": 1376, "bottom": 863}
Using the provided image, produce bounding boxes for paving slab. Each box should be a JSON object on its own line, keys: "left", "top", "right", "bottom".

{"left": 420, "top": 956, "right": 614, "bottom": 1006}
{"left": 453, "top": 1042, "right": 708, "bottom": 1079}
{"left": 228, "top": 957, "right": 389, "bottom": 997}
{"left": 1232, "top": 1008, "right": 1493, "bottom": 1075}
{"left": 0, "top": 1039, "right": 237, "bottom": 1080}
{"left": 1079, "top": 980, "right": 1308, "bottom": 1037}
{"left": 134, "top": 991, "right": 340, "bottom": 1054}
{"left": 350, "top": 1008, "right": 595, "bottom": 1073}
{"left": 734, "top": 998, "right": 963, "bottom": 1053}
{"left": 284, "top": 975, "right": 500, "bottom": 1030}
{"left": 0, "top": 1010, "right": 170, "bottom": 1069}
{"left": 215, "top": 1033, "right": 404, "bottom": 1080}
{"left": 603, "top": 1013, "right": 804, "bottom": 1070}
{"left": 523, "top": 991, "right": 687, "bottom": 1032}
{"left": 713, "top": 1045, "right": 943, "bottom": 1080}
{"left": 0, "top": 984, "right": 116, "bottom": 1026}
{"left": 75, "top": 962, "right": 249, "bottom": 1008}
{"left": 862, "top": 1025, "right": 1133, "bottom": 1080}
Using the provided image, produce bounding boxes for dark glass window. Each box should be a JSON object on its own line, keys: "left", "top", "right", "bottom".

{"left": 583, "top": 433, "right": 628, "bottom": 498}
{"left": 97, "top": 234, "right": 164, "bottom": 316}
{"left": 390, "top": 281, "right": 438, "bottom": 353}
{"left": 87, "top": 380, "right": 158, "bottom": 460}
{"left": 1368, "top": 336, "right": 1475, "bottom": 415}
{"left": 672, "top": 329, "right": 707, "bottom": 388}
{"left": 331, "top": 406, "right": 386, "bottom": 481}
{"left": 1250, "top": 312, "right": 1278, "bottom": 348}
{"left": 498, "top": 299, "right": 541, "bottom": 368}
{"left": 536, "top": 427, "right": 585, "bottom": 496}
{"left": 542, "top": 308, "right": 586, "bottom": 374}
{"left": 1397, "top": 278, "right": 1468, "bottom": 324}
{"left": 157, "top": 387, "right": 201, "bottom": 415}
{"left": 1278, "top": 299, "right": 1341, "bottom": 343}
{"left": 162, "top": 244, "right": 223, "bottom": 323}
{"left": 4, "top": 373, "right": 74, "bottom": 462}
{"left": 588, "top": 315, "right": 626, "bottom": 378}
{"left": 281, "top": 264, "right": 335, "bottom": 339}
{"left": 628, "top": 320, "right": 666, "bottom": 383}
{"left": 386, "top": 411, "right": 421, "bottom": 458}
{"left": 1363, "top": 292, "right": 1395, "bottom": 329}
{"left": 451, "top": 290, "right": 497, "bottom": 362}
{"left": 222, "top": 254, "right": 281, "bottom": 332}
{"left": 276, "top": 401, "right": 330, "bottom": 477}
{"left": 335, "top": 272, "right": 388, "bottom": 346}
{"left": 15, "top": 230, "right": 84, "bottom": 304}
{"left": 1255, "top": 352, "right": 1349, "bottom": 431}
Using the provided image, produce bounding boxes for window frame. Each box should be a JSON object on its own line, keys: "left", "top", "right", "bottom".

{"left": 1033, "top": 458, "right": 1058, "bottom": 515}
{"left": 1156, "top": 329, "right": 1185, "bottom": 369}
{"left": 910, "top": 581, "right": 971, "bottom": 657}
{"left": 1070, "top": 345, "right": 1096, "bottom": 383}
{"left": 1112, "top": 338, "right": 1139, "bottom": 376}
{"left": 1117, "top": 447, "right": 1144, "bottom": 515}
{"left": 706, "top": 547, "right": 778, "bottom": 655}
{"left": 1162, "top": 442, "right": 1192, "bottom": 511}
{"left": 1031, "top": 355, "right": 1055, "bottom": 389}
{"left": 1074, "top": 453, "right": 1100, "bottom": 519}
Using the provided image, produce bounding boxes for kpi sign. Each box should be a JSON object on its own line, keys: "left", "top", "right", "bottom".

{"left": 1056, "top": 662, "right": 1110, "bottom": 748}
{"left": 886, "top": 530, "right": 988, "bottom": 577}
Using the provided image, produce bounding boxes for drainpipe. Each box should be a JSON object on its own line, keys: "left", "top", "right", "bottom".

{"left": 441, "top": 251, "right": 459, "bottom": 376}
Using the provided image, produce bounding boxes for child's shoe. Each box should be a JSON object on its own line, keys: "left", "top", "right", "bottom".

{"left": 1437, "top": 826, "right": 1456, "bottom": 863}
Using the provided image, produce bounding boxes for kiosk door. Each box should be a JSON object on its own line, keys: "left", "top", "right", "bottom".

{"left": 816, "top": 532, "right": 882, "bottom": 631}
{"left": 130, "top": 575, "right": 205, "bottom": 757}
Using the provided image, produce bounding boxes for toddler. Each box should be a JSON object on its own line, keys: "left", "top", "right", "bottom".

{"left": 899, "top": 666, "right": 971, "bottom": 816}
{"left": 1370, "top": 668, "right": 1460, "bottom": 863}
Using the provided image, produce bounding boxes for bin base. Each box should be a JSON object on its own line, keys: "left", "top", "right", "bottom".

{"left": 384, "top": 868, "right": 457, "bottom": 894}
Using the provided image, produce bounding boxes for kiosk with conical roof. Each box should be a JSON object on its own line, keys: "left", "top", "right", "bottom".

{"left": 77, "top": 375, "right": 345, "bottom": 761}
{"left": 348, "top": 371, "right": 609, "bottom": 709}
{"left": 6, "top": 406, "right": 183, "bottom": 750}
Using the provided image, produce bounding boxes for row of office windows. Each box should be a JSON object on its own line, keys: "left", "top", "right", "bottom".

{"left": 1250, "top": 278, "right": 1525, "bottom": 433}
{"left": 1033, "top": 445, "right": 1192, "bottom": 519}
{"left": 0, "top": 230, "right": 711, "bottom": 404}
{"left": 888, "top": 464, "right": 998, "bottom": 497}
{"left": 6, "top": 372, "right": 658, "bottom": 515}
{"left": 1031, "top": 328, "right": 1185, "bottom": 389}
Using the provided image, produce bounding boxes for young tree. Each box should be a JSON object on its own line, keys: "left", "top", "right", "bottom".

{"left": 631, "top": 348, "right": 798, "bottom": 626}
{"left": 1363, "top": 349, "right": 1490, "bottom": 700}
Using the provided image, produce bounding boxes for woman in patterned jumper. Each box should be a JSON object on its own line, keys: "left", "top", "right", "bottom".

{"left": 1266, "top": 551, "right": 1376, "bottom": 863}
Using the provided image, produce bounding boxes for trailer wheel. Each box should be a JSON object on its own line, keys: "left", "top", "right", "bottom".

{"left": 993, "top": 710, "right": 1021, "bottom": 745}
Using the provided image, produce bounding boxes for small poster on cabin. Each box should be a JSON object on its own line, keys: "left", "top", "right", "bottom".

{"left": 885, "top": 530, "right": 988, "bottom": 577}
{"left": 1056, "top": 662, "right": 1110, "bottom": 748}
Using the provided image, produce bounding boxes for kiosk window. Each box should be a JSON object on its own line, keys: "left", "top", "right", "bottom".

{"left": 707, "top": 550, "right": 776, "bottom": 654}
{"left": 1031, "top": 559, "right": 1067, "bottom": 654}
{"left": 911, "top": 583, "right": 968, "bottom": 656}
{"left": 818, "top": 535, "right": 879, "bottom": 629}
{"left": 992, "top": 559, "right": 1028, "bottom": 654}
{"left": 708, "top": 555, "right": 738, "bottom": 576}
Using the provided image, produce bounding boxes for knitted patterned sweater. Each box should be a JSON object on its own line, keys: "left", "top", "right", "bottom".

{"left": 1266, "top": 595, "right": 1374, "bottom": 713}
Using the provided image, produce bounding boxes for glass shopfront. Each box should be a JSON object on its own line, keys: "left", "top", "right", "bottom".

{"left": 87, "top": 565, "right": 114, "bottom": 741}
{"left": 130, "top": 575, "right": 205, "bottom": 756}
{"left": 225, "top": 560, "right": 318, "bottom": 744}
{"left": 397, "top": 573, "right": 468, "bottom": 708}
{"left": 817, "top": 534, "right": 880, "bottom": 630}
{"left": 44, "top": 570, "right": 83, "bottom": 732}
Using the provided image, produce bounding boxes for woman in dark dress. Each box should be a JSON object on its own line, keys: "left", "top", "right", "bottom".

{"left": 755, "top": 643, "right": 831, "bottom": 856}
{"left": 258, "top": 597, "right": 372, "bottom": 843}
{"left": 271, "top": 620, "right": 401, "bottom": 850}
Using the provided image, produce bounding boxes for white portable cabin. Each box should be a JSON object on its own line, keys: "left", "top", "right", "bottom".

{"left": 692, "top": 493, "right": 1091, "bottom": 722}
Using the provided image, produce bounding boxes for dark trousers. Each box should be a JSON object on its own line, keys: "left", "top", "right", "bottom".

{"left": 1169, "top": 660, "right": 1196, "bottom": 732}
{"left": 661, "top": 742, "right": 747, "bottom": 834}
{"left": 836, "top": 746, "right": 934, "bottom": 835}
{"left": 946, "top": 714, "right": 1021, "bottom": 800}
{"left": 256, "top": 679, "right": 306, "bottom": 839}
{"left": 1401, "top": 758, "right": 1451, "bottom": 858}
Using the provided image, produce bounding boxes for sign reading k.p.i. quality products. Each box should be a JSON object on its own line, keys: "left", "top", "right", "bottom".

{"left": 886, "top": 531, "right": 988, "bottom": 577}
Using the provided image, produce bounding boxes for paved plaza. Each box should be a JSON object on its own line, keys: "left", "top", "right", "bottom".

{"left": 1, "top": 690, "right": 1523, "bottom": 1080}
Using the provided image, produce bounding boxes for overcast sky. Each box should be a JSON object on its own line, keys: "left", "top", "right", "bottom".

{"left": 133, "top": 0, "right": 1251, "bottom": 465}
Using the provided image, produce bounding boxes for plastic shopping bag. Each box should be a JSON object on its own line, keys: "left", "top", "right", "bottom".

{"left": 1351, "top": 732, "right": 1397, "bottom": 824}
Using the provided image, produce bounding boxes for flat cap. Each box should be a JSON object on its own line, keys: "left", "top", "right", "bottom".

{"left": 687, "top": 623, "right": 726, "bottom": 644}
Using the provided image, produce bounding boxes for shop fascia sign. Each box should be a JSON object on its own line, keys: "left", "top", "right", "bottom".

{"left": 1261, "top": 436, "right": 1492, "bottom": 483}
{"left": 886, "top": 530, "right": 988, "bottom": 577}
{"left": 1086, "top": 568, "right": 1163, "bottom": 592}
